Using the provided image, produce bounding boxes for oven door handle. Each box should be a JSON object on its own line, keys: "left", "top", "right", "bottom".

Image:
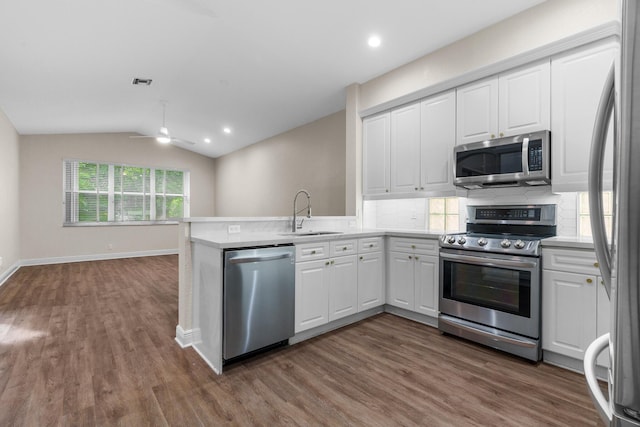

{"left": 440, "top": 251, "right": 537, "bottom": 270}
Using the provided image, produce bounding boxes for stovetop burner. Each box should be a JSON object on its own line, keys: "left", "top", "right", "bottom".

{"left": 439, "top": 205, "right": 557, "bottom": 257}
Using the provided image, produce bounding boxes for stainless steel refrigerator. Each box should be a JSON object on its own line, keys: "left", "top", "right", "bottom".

{"left": 585, "top": 1, "right": 640, "bottom": 425}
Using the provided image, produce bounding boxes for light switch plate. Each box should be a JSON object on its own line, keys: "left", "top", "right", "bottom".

{"left": 228, "top": 225, "right": 241, "bottom": 234}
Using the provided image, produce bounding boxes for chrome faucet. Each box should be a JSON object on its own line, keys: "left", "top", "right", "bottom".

{"left": 292, "top": 189, "right": 312, "bottom": 232}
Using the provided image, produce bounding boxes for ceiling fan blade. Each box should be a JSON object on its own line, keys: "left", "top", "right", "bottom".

{"left": 171, "top": 137, "right": 196, "bottom": 145}
{"left": 129, "top": 134, "right": 156, "bottom": 139}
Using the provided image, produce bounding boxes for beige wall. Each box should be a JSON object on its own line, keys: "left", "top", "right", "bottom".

{"left": 0, "top": 109, "right": 21, "bottom": 275}
{"left": 214, "top": 110, "right": 346, "bottom": 216}
{"left": 19, "top": 133, "right": 216, "bottom": 261}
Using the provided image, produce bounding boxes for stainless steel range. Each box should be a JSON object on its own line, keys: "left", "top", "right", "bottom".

{"left": 438, "top": 204, "right": 556, "bottom": 361}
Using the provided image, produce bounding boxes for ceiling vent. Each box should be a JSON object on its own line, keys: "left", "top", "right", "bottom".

{"left": 131, "top": 77, "right": 153, "bottom": 86}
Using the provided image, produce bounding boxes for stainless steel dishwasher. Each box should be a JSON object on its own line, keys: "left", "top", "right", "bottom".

{"left": 223, "top": 245, "right": 295, "bottom": 362}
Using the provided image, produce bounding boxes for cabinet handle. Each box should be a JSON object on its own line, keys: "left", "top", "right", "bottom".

{"left": 586, "top": 278, "right": 593, "bottom": 284}
{"left": 325, "top": 261, "right": 330, "bottom": 266}
{"left": 499, "top": 132, "right": 504, "bottom": 137}
{"left": 369, "top": 243, "right": 374, "bottom": 248}
{"left": 343, "top": 246, "right": 347, "bottom": 251}
{"left": 594, "top": 262, "right": 599, "bottom": 268}
{"left": 408, "top": 255, "right": 412, "bottom": 260}
{"left": 490, "top": 133, "right": 495, "bottom": 138}
{"left": 360, "top": 256, "right": 363, "bottom": 261}
{"left": 311, "top": 250, "right": 316, "bottom": 255}
{"left": 414, "top": 187, "right": 418, "bottom": 191}
{"left": 330, "top": 260, "right": 335, "bottom": 265}
{"left": 385, "top": 189, "right": 389, "bottom": 193}
{"left": 415, "top": 256, "right": 419, "bottom": 261}
{"left": 411, "top": 245, "right": 416, "bottom": 249}
{"left": 420, "top": 187, "right": 424, "bottom": 190}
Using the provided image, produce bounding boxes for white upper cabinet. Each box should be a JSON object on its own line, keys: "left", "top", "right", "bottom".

{"left": 456, "top": 77, "right": 499, "bottom": 145}
{"left": 390, "top": 102, "right": 421, "bottom": 193}
{"left": 456, "top": 60, "right": 550, "bottom": 145}
{"left": 499, "top": 61, "right": 550, "bottom": 136}
{"left": 363, "top": 112, "right": 391, "bottom": 195}
{"left": 551, "top": 40, "right": 617, "bottom": 192}
{"left": 420, "top": 90, "right": 456, "bottom": 192}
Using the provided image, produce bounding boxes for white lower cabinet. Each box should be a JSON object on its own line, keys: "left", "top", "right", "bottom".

{"left": 387, "top": 237, "right": 439, "bottom": 317}
{"left": 357, "top": 251, "right": 384, "bottom": 311}
{"left": 295, "top": 237, "right": 384, "bottom": 333}
{"left": 542, "top": 247, "right": 610, "bottom": 367}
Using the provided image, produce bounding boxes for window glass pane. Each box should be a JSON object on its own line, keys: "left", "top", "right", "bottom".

{"left": 430, "top": 215, "right": 445, "bottom": 231}
{"left": 98, "top": 164, "right": 109, "bottom": 192}
{"left": 166, "top": 170, "right": 184, "bottom": 194}
{"left": 580, "top": 216, "right": 593, "bottom": 238}
{"left": 78, "top": 193, "right": 97, "bottom": 222}
{"left": 155, "top": 170, "right": 165, "bottom": 193}
{"left": 579, "top": 192, "right": 590, "bottom": 215}
{"left": 78, "top": 162, "right": 97, "bottom": 191}
{"left": 166, "top": 196, "right": 184, "bottom": 218}
{"left": 122, "top": 167, "right": 145, "bottom": 192}
{"left": 98, "top": 194, "right": 108, "bottom": 221}
{"left": 114, "top": 165, "right": 122, "bottom": 192}
{"left": 446, "top": 215, "right": 459, "bottom": 232}
{"left": 156, "top": 196, "right": 165, "bottom": 220}
{"left": 120, "top": 194, "right": 145, "bottom": 221}
{"left": 430, "top": 198, "right": 445, "bottom": 214}
{"left": 446, "top": 197, "right": 459, "bottom": 213}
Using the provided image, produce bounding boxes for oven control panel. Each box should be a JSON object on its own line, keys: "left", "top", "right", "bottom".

{"left": 439, "top": 234, "right": 541, "bottom": 256}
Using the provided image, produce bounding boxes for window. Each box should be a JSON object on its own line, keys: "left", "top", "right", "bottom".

{"left": 63, "top": 160, "right": 189, "bottom": 225}
{"left": 578, "top": 191, "right": 612, "bottom": 239}
{"left": 428, "top": 197, "right": 460, "bottom": 232}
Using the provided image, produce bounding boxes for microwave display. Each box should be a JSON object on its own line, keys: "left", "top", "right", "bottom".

{"left": 528, "top": 139, "right": 543, "bottom": 171}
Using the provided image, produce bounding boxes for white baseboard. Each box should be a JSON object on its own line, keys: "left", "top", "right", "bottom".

{"left": 0, "top": 261, "right": 21, "bottom": 288}
{"left": 20, "top": 248, "right": 178, "bottom": 267}
{"left": 192, "top": 342, "right": 221, "bottom": 375}
{"left": 175, "top": 325, "right": 194, "bottom": 348}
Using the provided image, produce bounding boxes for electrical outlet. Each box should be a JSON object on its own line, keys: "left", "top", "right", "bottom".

{"left": 228, "top": 225, "right": 241, "bottom": 234}
{"left": 108, "top": 244, "right": 113, "bottom": 250}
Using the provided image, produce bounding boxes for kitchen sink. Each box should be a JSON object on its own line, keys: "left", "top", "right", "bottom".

{"left": 279, "top": 231, "right": 344, "bottom": 236}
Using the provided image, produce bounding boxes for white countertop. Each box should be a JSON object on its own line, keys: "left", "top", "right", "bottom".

{"left": 190, "top": 228, "right": 444, "bottom": 249}
{"left": 541, "top": 236, "right": 595, "bottom": 250}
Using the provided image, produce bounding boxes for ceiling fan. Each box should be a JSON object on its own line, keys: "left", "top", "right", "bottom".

{"left": 130, "top": 102, "right": 195, "bottom": 145}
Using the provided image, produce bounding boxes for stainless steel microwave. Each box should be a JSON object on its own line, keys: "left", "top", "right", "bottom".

{"left": 453, "top": 130, "right": 551, "bottom": 189}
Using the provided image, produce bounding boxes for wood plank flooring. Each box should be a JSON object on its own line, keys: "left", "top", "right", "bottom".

{"left": 0, "top": 255, "right": 603, "bottom": 426}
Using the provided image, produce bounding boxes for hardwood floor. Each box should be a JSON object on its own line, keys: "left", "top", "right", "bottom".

{"left": 0, "top": 256, "right": 603, "bottom": 426}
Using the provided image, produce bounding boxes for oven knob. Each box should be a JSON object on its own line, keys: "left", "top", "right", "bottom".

{"left": 478, "top": 238, "right": 488, "bottom": 246}
{"left": 457, "top": 236, "right": 467, "bottom": 245}
{"left": 514, "top": 240, "right": 526, "bottom": 249}
{"left": 446, "top": 235, "right": 456, "bottom": 244}
{"left": 500, "top": 239, "right": 512, "bottom": 248}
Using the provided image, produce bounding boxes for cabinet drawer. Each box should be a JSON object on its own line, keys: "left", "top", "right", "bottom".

{"left": 330, "top": 239, "right": 358, "bottom": 257}
{"left": 542, "top": 248, "right": 600, "bottom": 275}
{"left": 296, "top": 242, "right": 330, "bottom": 261}
{"left": 359, "top": 237, "right": 383, "bottom": 253}
{"left": 388, "top": 237, "right": 438, "bottom": 256}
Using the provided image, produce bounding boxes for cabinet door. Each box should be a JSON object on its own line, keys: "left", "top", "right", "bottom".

{"left": 498, "top": 60, "right": 550, "bottom": 137}
{"left": 295, "top": 260, "right": 330, "bottom": 333}
{"left": 390, "top": 102, "right": 421, "bottom": 193}
{"left": 420, "top": 90, "right": 456, "bottom": 192}
{"left": 456, "top": 77, "right": 499, "bottom": 145}
{"left": 358, "top": 252, "right": 384, "bottom": 311}
{"left": 542, "top": 270, "right": 597, "bottom": 360}
{"left": 551, "top": 41, "right": 616, "bottom": 192}
{"left": 363, "top": 112, "right": 391, "bottom": 194}
{"left": 414, "top": 255, "right": 438, "bottom": 317}
{"left": 387, "top": 251, "right": 415, "bottom": 310}
{"left": 596, "top": 277, "right": 611, "bottom": 368}
{"left": 328, "top": 255, "right": 358, "bottom": 322}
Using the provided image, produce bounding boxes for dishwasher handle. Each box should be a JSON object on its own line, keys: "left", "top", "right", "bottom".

{"left": 227, "top": 252, "right": 293, "bottom": 264}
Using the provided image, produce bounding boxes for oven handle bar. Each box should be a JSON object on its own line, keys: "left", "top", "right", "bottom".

{"left": 439, "top": 316, "right": 537, "bottom": 348}
{"left": 439, "top": 251, "right": 538, "bottom": 270}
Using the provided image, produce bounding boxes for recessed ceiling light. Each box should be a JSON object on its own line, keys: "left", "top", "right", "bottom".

{"left": 204, "top": 138, "right": 211, "bottom": 144}
{"left": 223, "top": 127, "right": 231, "bottom": 134}
{"left": 368, "top": 35, "right": 381, "bottom": 48}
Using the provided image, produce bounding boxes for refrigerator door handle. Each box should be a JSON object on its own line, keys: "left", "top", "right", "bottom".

{"left": 588, "top": 62, "right": 615, "bottom": 298}
{"left": 584, "top": 333, "right": 613, "bottom": 424}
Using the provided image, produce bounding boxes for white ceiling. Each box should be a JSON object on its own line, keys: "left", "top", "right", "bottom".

{"left": 0, "top": 0, "right": 545, "bottom": 158}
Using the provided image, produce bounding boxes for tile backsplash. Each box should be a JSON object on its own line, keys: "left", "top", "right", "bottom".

{"left": 363, "top": 187, "right": 579, "bottom": 237}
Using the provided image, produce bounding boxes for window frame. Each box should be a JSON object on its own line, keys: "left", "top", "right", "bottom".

{"left": 63, "top": 159, "right": 190, "bottom": 227}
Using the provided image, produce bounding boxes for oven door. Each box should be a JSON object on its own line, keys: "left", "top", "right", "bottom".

{"left": 439, "top": 248, "right": 540, "bottom": 339}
